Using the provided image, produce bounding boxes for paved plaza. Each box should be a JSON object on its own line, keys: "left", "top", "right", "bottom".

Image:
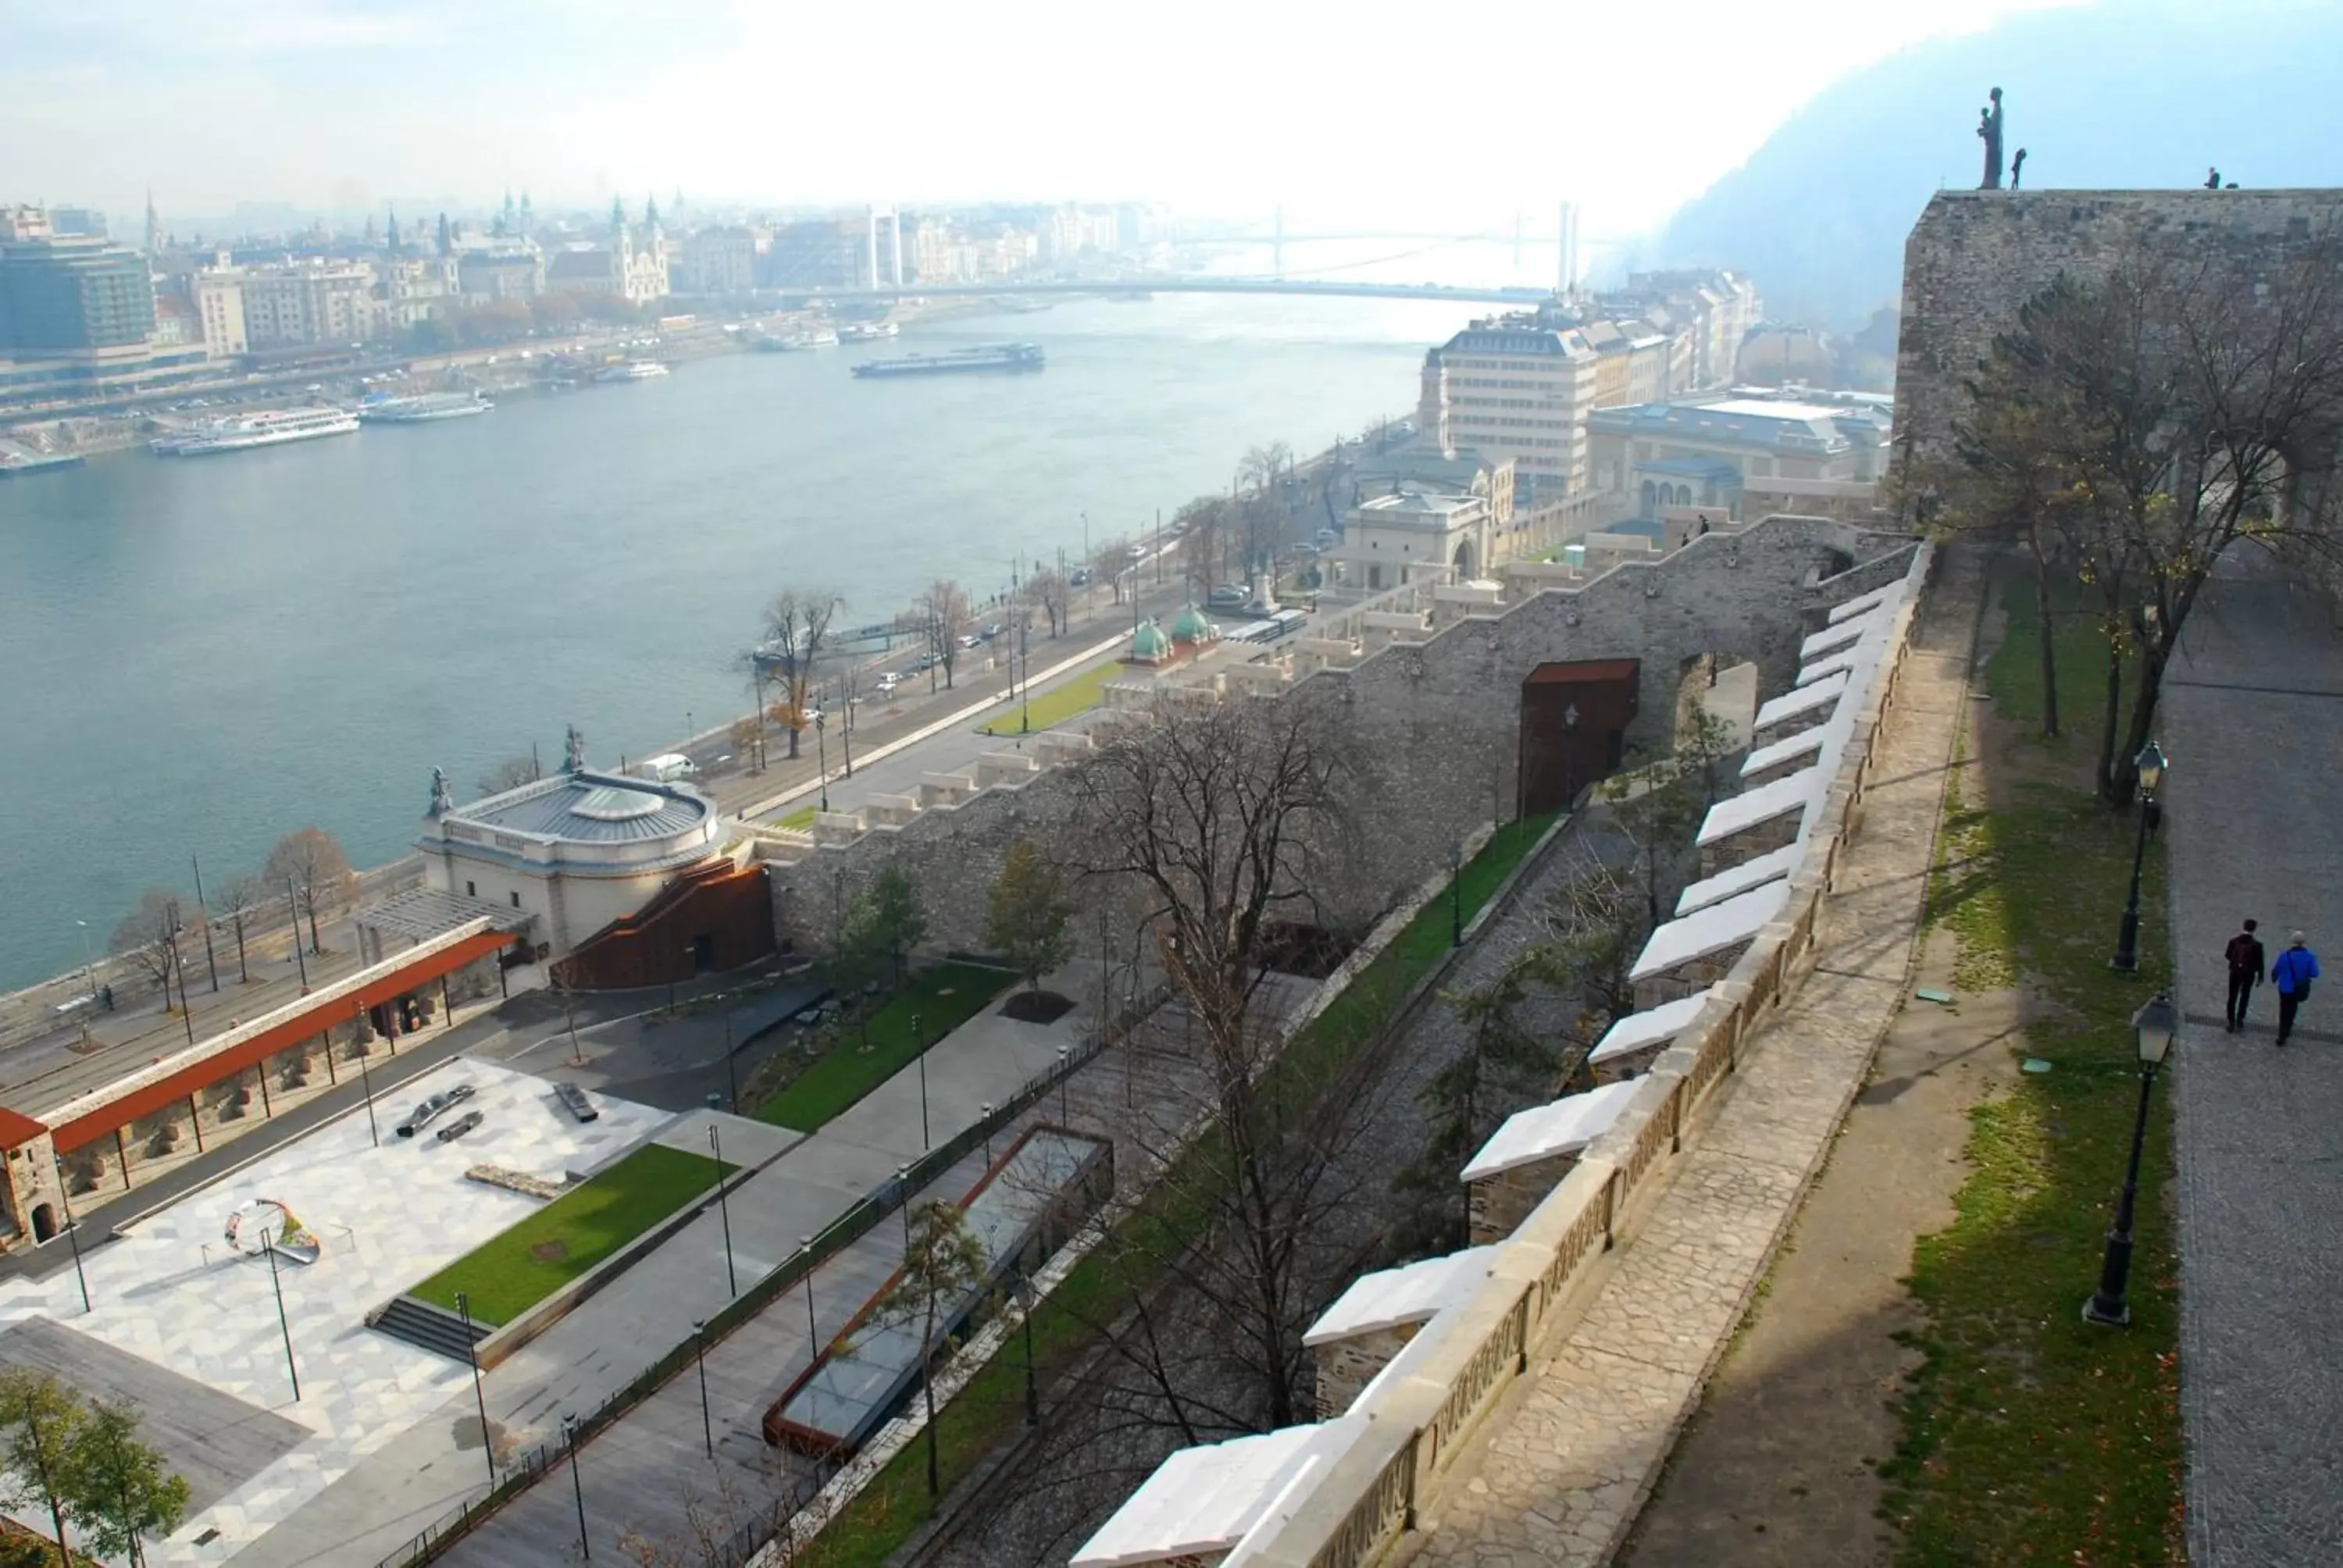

{"left": 2161, "top": 552, "right": 2343, "bottom": 1565}
{"left": 0, "top": 1059, "right": 672, "bottom": 1564}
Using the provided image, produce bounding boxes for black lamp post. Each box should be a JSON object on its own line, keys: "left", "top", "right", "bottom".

{"left": 2110, "top": 741, "right": 2167, "bottom": 974}
{"left": 54, "top": 1160, "right": 89, "bottom": 1314}
{"left": 2084, "top": 991, "right": 2177, "bottom": 1327}
{"left": 913, "top": 1011, "right": 929, "bottom": 1151}
{"left": 1057, "top": 1044, "right": 1071, "bottom": 1126}
{"left": 562, "top": 1413, "right": 589, "bottom": 1559}
{"left": 707, "top": 1103, "right": 736, "bottom": 1297}
{"left": 457, "top": 1290, "right": 494, "bottom": 1486}
{"left": 262, "top": 1238, "right": 300, "bottom": 1402}
{"left": 692, "top": 1319, "right": 711, "bottom": 1457}
{"left": 353, "top": 1003, "right": 380, "bottom": 1149}
{"left": 799, "top": 1235, "right": 818, "bottom": 1352}
{"left": 1016, "top": 1269, "right": 1040, "bottom": 1426}
{"left": 815, "top": 711, "right": 829, "bottom": 812}
{"left": 1450, "top": 840, "right": 1465, "bottom": 948}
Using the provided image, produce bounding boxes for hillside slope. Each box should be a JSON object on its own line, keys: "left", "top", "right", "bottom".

{"left": 1659, "top": 0, "right": 2343, "bottom": 326}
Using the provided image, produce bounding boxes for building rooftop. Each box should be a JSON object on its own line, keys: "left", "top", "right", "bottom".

{"left": 441, "top": 769, "right": 711, "bottom": 845}
{"left": 1356, "top": 490, "right": 1482, "bottom": 521}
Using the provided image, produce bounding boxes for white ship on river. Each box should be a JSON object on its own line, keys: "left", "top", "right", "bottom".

{"left": 150, "top": 407, "right": 361, "bottom": 455}
{"left": 357, "top": 391, "right": 494, "bottom": 423}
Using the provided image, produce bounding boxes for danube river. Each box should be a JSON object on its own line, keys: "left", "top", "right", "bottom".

{"left": 0, "top": 286, "right": 1487, "bottom": 989}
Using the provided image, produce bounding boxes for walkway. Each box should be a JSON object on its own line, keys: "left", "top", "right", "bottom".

{"left": 2160, "top": 551, "right": 2343, "bottom": 1566}
{"left": 1402, "top": 547, "right": 1980, "bottom": 1566}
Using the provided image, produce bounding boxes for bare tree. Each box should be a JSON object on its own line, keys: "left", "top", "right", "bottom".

{"left": 616, "top": 1467, "right": 808, "bottom": 1568}
{"left": 755, "top": 589, "right": 844, "bottom": 759}
{"left": 1393, "top": 950, "right": 1560, "bottom": 1253}
{"left": 109, "top": 889, "right": 187, "bottom": 1000}
{"left": 1057, "top": 694, "right": 1381, "bottom": 1428}
{"left": 919, "top": 579, "right": 973, "bottom": 690}
{"left": 862, "top": 1199, "right": 988, "bottom": 1500}
{"left": 1952, "top": 244, "right": 2343, "bottom": 799}
{"left": 212, "top": 873, "right": 269, "bottom": 985}
{"left": 476, "top": 755, "right": 540, "bottom": 796}
{"left": 263, "top": 828, "right": 351, "bottom": 955}
{"left": 1024, "top": 568, "right": 1071, "bottom": 638}
{"left": 1175, "top": 497, "right": 1231, "bottom": 598}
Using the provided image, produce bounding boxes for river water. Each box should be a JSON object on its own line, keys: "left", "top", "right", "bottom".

{"left": 0, "top": 283, "right": 1491, "bottom": 989}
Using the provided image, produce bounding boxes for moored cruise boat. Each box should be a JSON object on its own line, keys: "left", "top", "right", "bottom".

{"left": 837, "top": 321, "right": 900, "bottom": 342}
{"left": 151, "top": 406, "right": 361, "bottom": 455}
{"left": 850, "top": 342, "right": 1046, "bottom": 379}
{"left": 591, "top": 360, "right": 671, "bottom": 383}
{"left": 754, "top": 328, "right": 840, "bottom": 351}
{"left": 356, "top": 391, "right": 494, "bottom": 422}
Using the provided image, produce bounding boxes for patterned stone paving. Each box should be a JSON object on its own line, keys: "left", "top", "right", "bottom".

{"left": 0, "top": 1060, "right": 670, "bottom": 1564}
{"left": 1406, "top": 551, "right": 1978, "bottom": 1566}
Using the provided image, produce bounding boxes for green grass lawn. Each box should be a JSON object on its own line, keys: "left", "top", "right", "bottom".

{"left": 410, "top": 1144, "right": 731, "bottom": 1327}
{"left": 978, "top": 660, "right": 1123, "bottom": 735}
{"left": 1886, "top": 565, "right": 2182, "bottom": 1566}
{"left": 777, "top": 804, "right": 818, "bottom": 832}
{"left": 796, "top": 814, "right": 1558, "bottom": 1567}
{"left": 751, "top": 962, "right": 1015, "bottom": 1132}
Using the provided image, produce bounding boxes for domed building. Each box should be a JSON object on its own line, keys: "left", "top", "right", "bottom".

{"left": 1129, "top": 617, "right": 1173, "bottom": 666}
{"left": 415, "top": 728, "right": 771, "bottom": 985}
{"left": 1169, "top": 605, "right": 1217, "bottom": 647}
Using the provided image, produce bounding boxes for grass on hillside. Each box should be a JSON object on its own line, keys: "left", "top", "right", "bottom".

{"left": 411, "top": 1145, "right": 730, "bottom": 1327}
{"left": 751, "top": 962, "right": 1015, "bottom": 1132}
{"left": 1887, "top": 566, "right": 2183, "bottom": 1566}
{"left": 796, "top": 813, "right": 1559, "bottom": 1568}
{"left": 777, "top": 804, "right": 818, "bottom": 832}
{"left": 979, "top": 659, "right": 1125, "bottom": 736}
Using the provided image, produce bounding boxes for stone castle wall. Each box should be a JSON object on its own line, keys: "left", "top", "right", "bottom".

{"left": 767, "top": 515, "right": 1919, "bottom": 959}
{"left": 1893, "top": 188, "right": 2343, "bottom": 485}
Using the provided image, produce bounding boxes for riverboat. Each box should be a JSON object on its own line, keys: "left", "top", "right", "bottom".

{"left": 357, "top": 391, "right": 494, "bottom": 422}
{"left": 591, "top": 361, "right": 671, "bottom": 383}
{"left": 151, "top": 407, "right": 360, "bottom": 455}
{"left": 850, "top": 343, "right": 1045, "bottom": 380}
{"left": 837, "top": 321, "right": 900, "bottom": 342}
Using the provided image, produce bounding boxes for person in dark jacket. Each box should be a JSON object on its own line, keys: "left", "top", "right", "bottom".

{"left": 2226, "top": 919, "right": 2266, "bottom": 1032}
{"left": 2272, "top": 932, "right": 2320, "bottom": 1046}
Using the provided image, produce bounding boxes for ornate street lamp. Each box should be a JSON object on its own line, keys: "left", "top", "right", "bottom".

{"left": 2084, "top": 991, "right": 2178, "bottom": 1327}
{"left": 2111, "top": 741, "right": 2167, "bottom": 974}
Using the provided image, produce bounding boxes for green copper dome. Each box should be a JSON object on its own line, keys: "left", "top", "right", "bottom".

{"left": 1170, "top": 605, "right": 1214, "bottom": 643}
{"left": 1131, "top": 618, "right": 1172, "bottom": 659}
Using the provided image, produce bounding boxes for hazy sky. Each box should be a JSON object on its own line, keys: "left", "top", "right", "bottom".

{"left": 9, "top": 0, "right": 2087, "bottom": 237}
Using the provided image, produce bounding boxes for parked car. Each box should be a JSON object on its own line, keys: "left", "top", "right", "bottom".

{"left": 1207, "top": 585, "right": 1249, "bottom": 609}
{"left": 979, "top": 623, "right": 1002, "bottom": 641}
{"left": 1068, "top": 568, "right": 1093, "bottom": 586}
{"left": 553, "top": 1082, "right": 598, "bottom": 1123}
{"left": 873, "top": 672, "right": 901, "bottom": 693}
{"left": 955, "top": 633, "right": 982, "bottom": 650}
{"left": 398, "top": 1083, "right": 476, "bottom": 1138}
{"left": 1125, "top": 544, "right": 1147, "bottom": 560}
{"left": 436, "top": 1110, "right": 485, "bottom": 1143}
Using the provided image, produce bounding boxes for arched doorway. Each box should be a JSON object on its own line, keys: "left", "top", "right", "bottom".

{"left": 1639, "top": 479, "right": 1657, "bottom": 518}
{"left": 1453, "top": 540, "right": 1475, "bottom": 579}
{"left": 30, "top": 1203, "right": 55, "bottom": 1243}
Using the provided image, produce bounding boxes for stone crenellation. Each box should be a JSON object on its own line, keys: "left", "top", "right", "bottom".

{"left": 1892, "top": 188, "right": 2343, "bottom": 486}
{"left": 765, "top": 515, "right": 1919, "bottom": 964}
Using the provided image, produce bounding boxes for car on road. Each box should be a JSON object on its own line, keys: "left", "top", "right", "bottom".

{"left": 553, "top": 1082, "right": 599, "bottom": 1123}
{"left": 913, "top": 651, "right": 941, "bottom": 670}
{"left": 955, "top": 633, "right": 982, "bottom": 650}
{"left": 873, "top": 672, "right": 900, "bottom": 693}
{"left": 979, "top": 623, "right": 1001, "bottom": 641}
{"left": 1207, "top": 585, "right": 1250, "bottom": 610}
{"left": 1068, "top": 568, "right": 1092, "bottom": 586}
{"left": 436, "top": 1110, "right": 485, "bottom": 1143}
{"left": 1125, "top": 544, "right": 1147, "bottom": 559}
{"left": 398, "top": 1083, "right": 476, "bottom": 1137}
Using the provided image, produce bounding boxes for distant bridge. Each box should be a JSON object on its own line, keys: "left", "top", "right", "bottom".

{"left": 798, "top": 277, "right": 1558, "bottom": 307}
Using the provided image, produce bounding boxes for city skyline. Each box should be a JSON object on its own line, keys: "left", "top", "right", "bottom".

{"left": 10, "top": 0, "right": 2089, "bottom": 241}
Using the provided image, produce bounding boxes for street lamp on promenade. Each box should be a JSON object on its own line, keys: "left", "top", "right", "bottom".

{"left": 2110, "top": 741, "right": 2167, "bottom": 974}
{"left": 815, "top": 711, "right": 829, "bottom": 813}
{"left": 1450, "top": 840, "right": 1465, "bottom": 948}
{"left": 562, "top": 1413, "right": 590, "bottom": 1559}
{"left": 913, "top": 1012, "right": 929, "bottom": 1151}
{"left": 708, "top": 1102, "right": 736, "bottom": 1297}
{"left": 2084, "top": 991, "right": 2177, "bottom": 1327}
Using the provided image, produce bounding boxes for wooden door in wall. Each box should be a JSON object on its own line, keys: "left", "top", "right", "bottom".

{"left": 1518, "top": 658, "right": 1639, "bottom": 816}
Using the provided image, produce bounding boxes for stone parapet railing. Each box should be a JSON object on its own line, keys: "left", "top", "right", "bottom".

{"left": 1213, "top": 542, "right": 1932, "bottom": 1568}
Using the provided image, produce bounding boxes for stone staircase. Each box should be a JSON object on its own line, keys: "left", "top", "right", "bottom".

{"left": 369, "top": 1292, "right": 489, "bottom": 1363}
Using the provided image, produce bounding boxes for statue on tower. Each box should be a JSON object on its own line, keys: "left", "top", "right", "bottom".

{"left": 429, "top": 767, "right": 454, "bottom": 818}
{"left": 564, "top": 724, "right": 587, "bottom": 774}
{"left": 1977, "top": 87, "right": 2007, "bottom": 190}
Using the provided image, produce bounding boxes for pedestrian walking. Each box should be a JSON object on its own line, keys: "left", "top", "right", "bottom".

{"left": 2225, "top": 918, "right": 2266, "bottom": 1032}
{"left": 2272, "top": 931, "right": 2320, "bottom": 1046}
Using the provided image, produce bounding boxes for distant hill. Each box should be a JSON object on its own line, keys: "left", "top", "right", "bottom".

{"left": 1657, "top": 0, "right": 2343, "bottom": 327}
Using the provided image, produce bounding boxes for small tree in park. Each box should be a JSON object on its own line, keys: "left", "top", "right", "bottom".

{"left": 861, "top": 1199, "right": 987, "bottom": 1502}
{"left": 263, "top": 826, "right": 353, "bottom": 955}
{"left": 0, "top": 1367, "right": 89, "bottom": 1559}
{"left": 66, "top": 1399, "right": 190, "bottom": 1568}
{"left": 864, "top": 866, "right": 928, "bottom": 991}
{"left": 984, "top": 843, "right": 1074, "bottom": 996}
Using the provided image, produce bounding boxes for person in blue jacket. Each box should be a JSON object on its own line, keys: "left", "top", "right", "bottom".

{"left": 2271, "top": 932, "right": 2320, "bottom": 1046}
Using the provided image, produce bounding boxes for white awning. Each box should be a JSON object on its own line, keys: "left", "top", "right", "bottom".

{"left": 1304, "top": 1246, "right": 1500, "bottom": 1345}
{"left": 1799, "top": 614, "right": 1873, "bottom": 659}
{"left": 1678, "top": 843, "right": 1804, "bottom": 916}
{"left": 1740, "top": 724, "right": 1828, "bottom": 779}
{"left": 1070, "top": 1420, "right": 1368, "bottom": 1568}
{"left": 1589, "top": 990, "right": 1717, "bottom": 1067}
{"left": 1826, "top": 583, "right": 1896, "bottom": 623}
{"left": 1630, "top": 879, "right": 1792, "bottom": 982}
{"left": 1697, "top": 765, "right": 1828, "bottom": 846}
{"left": 1753, "top": 672, "right": 1848, "bottom": 732}
{"left": 1460, "top": 1079, "right": 1642, "bottom": 1181}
